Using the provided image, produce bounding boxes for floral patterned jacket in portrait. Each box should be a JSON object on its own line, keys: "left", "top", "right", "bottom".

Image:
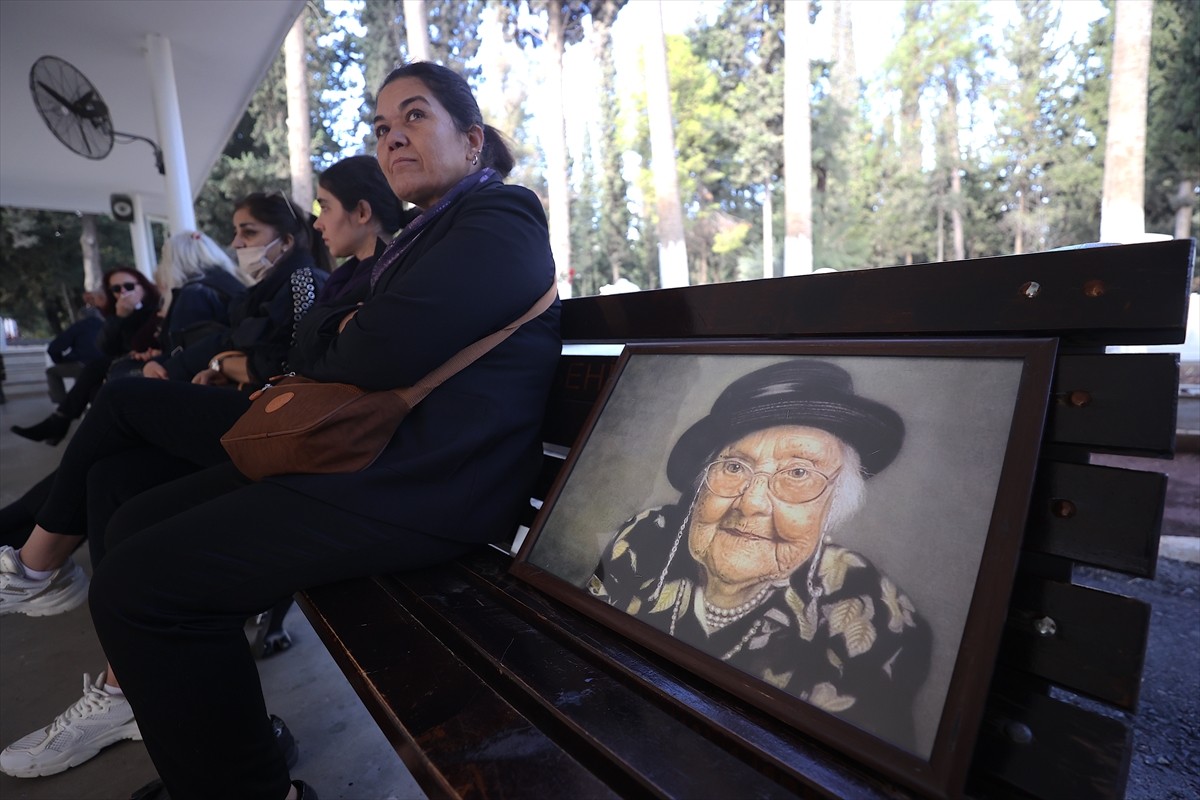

{"left": 589, "top": 503, "right": 932, "bottom": 753}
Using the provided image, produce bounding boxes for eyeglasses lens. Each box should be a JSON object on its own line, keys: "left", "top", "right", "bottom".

{"left": 703, "top": 459, "right": 828, "bottom": 504}
{"left": 109, "top": 282, "right": 138, "bottom": 293}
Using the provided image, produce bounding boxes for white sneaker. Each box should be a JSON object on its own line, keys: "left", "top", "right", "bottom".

{"left": 0, "top": 545, "right": 88, "bottom": 617}
{"left": 0, "top": 672, "right": 142, "bottom": 778}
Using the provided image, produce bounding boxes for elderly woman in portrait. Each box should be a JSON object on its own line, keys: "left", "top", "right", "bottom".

{"left": 590, "top": 360, "right": 931, "bottom": 750}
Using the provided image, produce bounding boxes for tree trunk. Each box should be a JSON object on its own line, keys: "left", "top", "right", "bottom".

{"left": 936, "top": 200, "right": 944, "bottom": 262}
{"left": 80, "top": 214, "right": 103, "bottom": 286}
{"left": 944, "top": 78, "right": 965, "bottom": 260}
{"left": 1100, "top": 0, "right": 1153, "bottom": 243}
{"left": 285, "top": 15, "right": 313, "bottom": 212}
{"left": 1015, "top": 191, "right": 1025, "bottom": 254}
{"left": 591, "top": 0, "right": 628, "bottom": 286}
{"left": 830, "top": 0, "right": 857, "bottom": 111}
{"left": 762, "top": 179, "right": 774, "bottom": 279}
{"left": 1174, "top": 179, "right": 1195, "bottom": 240}
{"left": 543, "top": 1, "right": 574, "bottom": 296}
{"left": 783, "top": 0, "right": 813, "bottom": 275}
{"left": 403, "top": 0, "right": 431, "bottom": 62}
{"left": 645, "top": 0, "right": 688, "bottom": 287}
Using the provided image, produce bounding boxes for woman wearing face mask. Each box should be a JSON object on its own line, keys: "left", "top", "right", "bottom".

{"left": 157, "top": 191, "right": 333, "bottom": 388}
{"left": 11, "top": 268, "right": 162, "bottom": 445}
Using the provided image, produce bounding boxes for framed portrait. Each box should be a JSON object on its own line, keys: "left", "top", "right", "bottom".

{"left": 510, "top": 339, "right": 1057, "bottom": 799}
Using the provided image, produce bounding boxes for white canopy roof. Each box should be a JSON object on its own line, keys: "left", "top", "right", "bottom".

{"left": 0, "top": 0, "right": 305, "bottom": 218}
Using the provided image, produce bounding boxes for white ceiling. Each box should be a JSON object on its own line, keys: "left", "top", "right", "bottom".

{"left": 0, "top": 0, "right": 306, "bottom": 218}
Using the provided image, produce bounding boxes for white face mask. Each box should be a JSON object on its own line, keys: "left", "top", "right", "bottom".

{"left": 236, "top": 237, "right": 282, "bottom": 278}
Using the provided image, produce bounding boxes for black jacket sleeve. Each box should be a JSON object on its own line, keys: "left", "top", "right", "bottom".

{"left": 288, "top": 183, "right": 554, "bottom": 390}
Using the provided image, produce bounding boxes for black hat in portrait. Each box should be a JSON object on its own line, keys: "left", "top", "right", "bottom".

{"left": 666, "top": 359, "right": 905, "bottom": 491}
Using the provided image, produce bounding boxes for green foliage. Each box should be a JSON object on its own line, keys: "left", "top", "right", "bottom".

{"left": 0, "top": 209, "right": 134, "bottom": 338}
{"left": 588, "top": 0, "right": 636, "bottom": 289}
{"left": 359, "top": 0, "right": 485, "bottom": 115}
{"left": 1145, "top": 0, "right": 1200, "bottom": 235}
{"left": 194, "top": 4, "right": 348, "bottom": 240}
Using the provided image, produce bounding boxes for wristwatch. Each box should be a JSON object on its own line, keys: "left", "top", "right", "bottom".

{"left": 210, "top": 353, "right": 232, "bottom": 374}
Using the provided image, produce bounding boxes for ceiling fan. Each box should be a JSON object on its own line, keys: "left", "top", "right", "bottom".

{"left": 29, "top": 55, "right": 164, "bottom": 174}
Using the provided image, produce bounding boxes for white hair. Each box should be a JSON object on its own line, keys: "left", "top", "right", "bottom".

{"left": 156, "top": 231, "right": 244, "bottom": 297}
{"left": 822, "top": 442, "right": 866, "bottom": 535}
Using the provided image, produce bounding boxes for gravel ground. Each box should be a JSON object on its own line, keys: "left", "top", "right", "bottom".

{"left": 1076, "top": 451, "right": 1199, "bottom": 799}
{"left": 1075, "top": 558, "right": 1200, "bottom": 799}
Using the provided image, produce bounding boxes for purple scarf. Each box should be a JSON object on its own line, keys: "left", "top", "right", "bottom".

{"left": 369, "top": 168, "right": 497, "bottom": 289}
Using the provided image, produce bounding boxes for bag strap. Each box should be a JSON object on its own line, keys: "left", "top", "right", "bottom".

{"left": 394, "top": 283, "right": 558, "bottom": 407}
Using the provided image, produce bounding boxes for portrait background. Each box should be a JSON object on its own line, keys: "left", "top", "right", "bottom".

{"left": 524, "top": 351, "right": 1026, "bottom": 758}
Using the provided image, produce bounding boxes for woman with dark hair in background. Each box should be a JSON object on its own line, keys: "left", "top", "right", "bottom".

{"left": 12, "top": 268, "right": 161, "bottom": 445}
{"left": 314, "top": 153, "right": 410, "bottom": 303}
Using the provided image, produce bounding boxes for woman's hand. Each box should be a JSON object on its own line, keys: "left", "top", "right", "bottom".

{"left": 192, "top": 368, "right": 229, "bottom": 386}
{"left": 131, "top": 349, "right": 162, "bottom": 362}
{"left": 142, "top": 361, "right": 169, "bottom": 380}
{"left": 337, "top": 304, "right": 363, "bottom": 334}
{"left": 196, "top": 351, "right": 251, "bottom": 387}
{"left": 114, "top": 289, "right": 143, "bottom": 318}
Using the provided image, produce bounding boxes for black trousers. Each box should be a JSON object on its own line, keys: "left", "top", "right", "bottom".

{"left": 90, "top": 463, "right": 473, "bottom": 799}
{"left": 38, "top": 378, "right": 250, "bottom": 541}
{"left": 56, "top": 357, "right": 113, "bottom": 420}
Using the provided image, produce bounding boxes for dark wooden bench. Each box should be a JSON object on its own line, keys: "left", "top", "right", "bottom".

{"left": 297, "top": 239, "right": 1194, "bottom": 799}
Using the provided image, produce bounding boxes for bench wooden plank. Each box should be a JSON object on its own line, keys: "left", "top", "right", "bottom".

{"left": 972, "top": 675, "right": 1132, "bottom": 800}
{"left": 559, "top": 240, "right": 1194, "bottom": 345}
{"left": 998, "top": 578, "right": 1150, "bottom": 710}
{"left": 391, "top": 550, "right": 908, "bottom": 799}
{"left": 1025, "top": 461, "right": 1167, "bottom": 577}
{"left": 1047, "top": 353, "right": 1180, "bottom": 456}
{"left": 297, "top": 579, "right": 618, "bottom": 800}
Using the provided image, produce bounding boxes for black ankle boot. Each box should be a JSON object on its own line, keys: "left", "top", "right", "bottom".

{"left": 11, "top": 413, "right": 70, "bottom": 446}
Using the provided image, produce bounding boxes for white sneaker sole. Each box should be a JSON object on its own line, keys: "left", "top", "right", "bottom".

{"left": 0, "top": 577, "right": 89, "bottom": 617}
{"left": 0, "top": 722, "right": 142, "bottom": 778}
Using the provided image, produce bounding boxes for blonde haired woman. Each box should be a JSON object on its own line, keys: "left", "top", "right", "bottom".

{"left": 139, "top": 231, "right": 247, "bottom": 381}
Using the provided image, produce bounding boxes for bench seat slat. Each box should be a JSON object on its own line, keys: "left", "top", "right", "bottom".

{"left": 297, "top": 579, "right": 618, "bottom": 800}
{"left": 388, "top": 550, "right": 910, "bottom": 800}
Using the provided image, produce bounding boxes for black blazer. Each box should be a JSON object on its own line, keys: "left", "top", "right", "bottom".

{"left": 281, "top": 177, "right": 562, "bottom": 543}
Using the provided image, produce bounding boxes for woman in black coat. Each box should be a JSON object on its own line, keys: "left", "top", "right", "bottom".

{"left": 11, "top": 268, "right": 161, "bottom": 445}
{"left": 158, "top": 192, "right": 333, "bottom": 386}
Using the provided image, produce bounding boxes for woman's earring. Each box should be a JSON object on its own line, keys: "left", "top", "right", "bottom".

{"left": 471, "top": 151, "right": 480, "bottom": 166}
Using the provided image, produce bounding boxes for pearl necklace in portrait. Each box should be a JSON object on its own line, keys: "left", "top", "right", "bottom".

{"left": 702, "top": 583, "right": 776, "bottom": 631}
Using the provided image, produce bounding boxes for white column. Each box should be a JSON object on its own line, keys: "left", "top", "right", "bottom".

{"left": 144, "top": 33, "right": 196, "bottom": 233}
{"left": 129, "top": 194, "right": 158, "bottom": 280}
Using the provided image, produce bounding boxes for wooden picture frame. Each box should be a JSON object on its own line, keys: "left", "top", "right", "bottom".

{"left": 511, "top": 339, "right": 1057, "bottom": 799}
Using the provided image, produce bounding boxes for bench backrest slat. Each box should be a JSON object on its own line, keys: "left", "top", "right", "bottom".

{"left": 1026, "top": 462, "right": 1167, "bottom": 577}
{"left": 560, "top": 240, "right": 1193, "bottom": 345}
